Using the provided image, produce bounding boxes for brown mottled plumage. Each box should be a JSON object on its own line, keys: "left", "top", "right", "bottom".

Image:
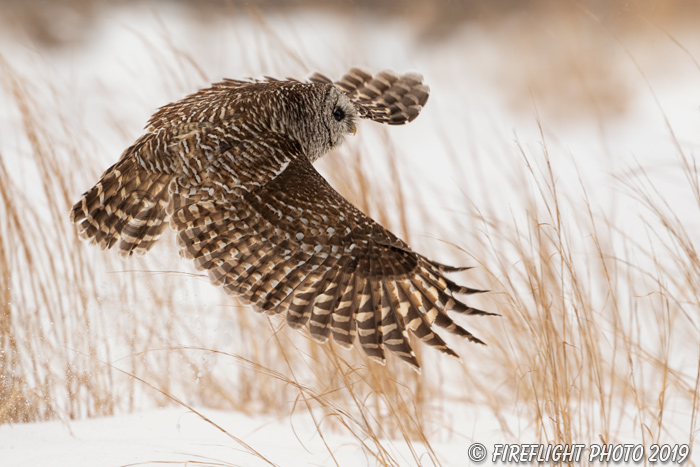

{"left": 70, "top": 68, "right": 494, "bottom": 369}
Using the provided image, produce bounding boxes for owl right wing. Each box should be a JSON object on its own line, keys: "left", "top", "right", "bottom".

{"left": 310, "top": 68, "right": 430, "bottom": 125}
{"left": 168, "top": 134, "right": 490, "bottom": 369}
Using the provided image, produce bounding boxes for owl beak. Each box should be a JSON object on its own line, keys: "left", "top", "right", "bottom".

{"left": 350, "top": 123, "right": 357, "bottom": 136}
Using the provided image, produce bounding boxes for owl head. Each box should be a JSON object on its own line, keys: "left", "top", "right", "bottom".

{"left": 267, "top": 82, "right": 357, "bottom": 162}
{"left": 327, "top": 86, "right": 359, "bottom": 145}
{"left": 271, "top": 69, "right": 429, "bottom": 163}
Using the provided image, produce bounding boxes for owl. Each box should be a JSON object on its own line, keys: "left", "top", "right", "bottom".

{"left": 70, "top": 68, "right": 493, "bottom": 369}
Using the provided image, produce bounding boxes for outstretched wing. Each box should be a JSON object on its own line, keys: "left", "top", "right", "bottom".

{"left": 311, "top": 68, "right": 430, "bottom": 125}
{"left": 168, "top": 133, "right": 490, "bottom": 369}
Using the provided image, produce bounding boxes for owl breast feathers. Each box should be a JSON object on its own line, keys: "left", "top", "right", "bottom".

{"left": 70, "top": 68, "right": 494, "bottom": 369}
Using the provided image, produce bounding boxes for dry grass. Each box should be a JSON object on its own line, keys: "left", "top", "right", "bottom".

{"left": 1, "top": 3, "right": 699, "bottom": 466}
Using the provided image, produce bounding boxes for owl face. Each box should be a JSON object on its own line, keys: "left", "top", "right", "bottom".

{"left": 244, "top": 81, "right": 358, "bottom": 163}
{"left": 285, "top": 84, "right": 357, "bottom": 163}
{"left": 323, "top": 86, "right": 358, "bottom": 149}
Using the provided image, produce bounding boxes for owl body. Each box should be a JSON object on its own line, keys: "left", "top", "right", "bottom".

{"left": 145, "top": 79, "right": 355, "bottom": 163}
{"left": 71, "top": 69, "right": 492, "bottom": 369}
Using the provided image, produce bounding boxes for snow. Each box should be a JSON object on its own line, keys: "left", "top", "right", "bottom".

{"left": 1, "top": 408, "right": 329, "bottom": 466}
{"left": 0, "top": 407, "right": 489, "bottom": 466}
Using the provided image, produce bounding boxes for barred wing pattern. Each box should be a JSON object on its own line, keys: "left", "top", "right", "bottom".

{"left": 71, "top": 69, "right": 493, "bottom": 369}
{"left": 311, "top": 68, "right": 429, "bottom": 125}
{"left": 70, "top": 134, "right": 174, "bottom": 256}
{"left": 169, "top": 134, "right": 490, "bottom": 369}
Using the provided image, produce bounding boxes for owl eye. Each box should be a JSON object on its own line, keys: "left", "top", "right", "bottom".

{"left": 333, "top": 107, "right": 345, "bottom": 121}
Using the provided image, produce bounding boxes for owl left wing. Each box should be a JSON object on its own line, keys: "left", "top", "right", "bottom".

{"left": 169, "top": 140, "right": 490, "bottom": 369}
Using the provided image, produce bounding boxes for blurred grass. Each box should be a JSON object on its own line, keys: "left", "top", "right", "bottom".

{"left": 1, "top": 2, "right": 699, "bottom": 466}
{"left": 3, "top": 0, "right": 700, "bottom": 48}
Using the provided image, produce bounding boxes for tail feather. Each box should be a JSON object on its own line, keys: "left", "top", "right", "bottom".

{"left": 70, "top": 157, "right": 172, "bottom": 256}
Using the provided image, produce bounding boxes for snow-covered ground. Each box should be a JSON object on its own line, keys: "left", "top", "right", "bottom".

{"left": 2, "top": 399, "right": 692, "bottom": 466}
{"left": 2, "top": 408, "right": 405, "bottom": 466}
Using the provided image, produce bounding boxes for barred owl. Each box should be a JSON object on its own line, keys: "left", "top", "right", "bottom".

{"left": 71, "top": 68, "right": 493, "bottom": 369}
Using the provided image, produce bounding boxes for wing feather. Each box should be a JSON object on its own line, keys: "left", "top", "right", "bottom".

{"left": 168, "top": 132, "right": 489, "bottom": 368}
{"left": 331, "top": 272, "right": 361, "bottom": 348}
{"left": 335, "top": 68, "right": 431, "bottom": 125}
{"left": 307, "top": 267, "right": 345, "bottom": 343}
{"left": 382, "top": 281, "right": 420, "bottom": 368}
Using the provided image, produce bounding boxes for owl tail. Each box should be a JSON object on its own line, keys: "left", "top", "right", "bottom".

{"left": 70, "top": 154, "right": 172, "bottom": 257}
